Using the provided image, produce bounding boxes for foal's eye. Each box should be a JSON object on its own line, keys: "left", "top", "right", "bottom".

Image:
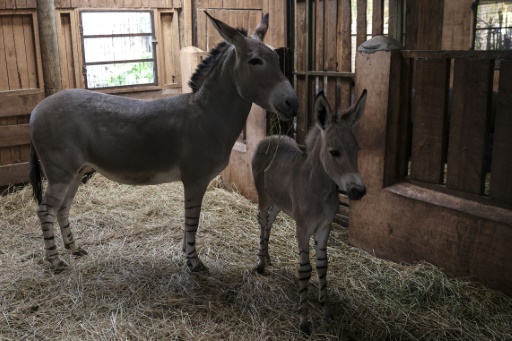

{"left": 248, "top": 58, "right": 263, "bottom": 65}
{"left": 329, "top": 150, "right": 341, "bottom": 157}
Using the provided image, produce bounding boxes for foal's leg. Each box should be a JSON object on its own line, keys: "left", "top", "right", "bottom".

{"left": 182, "top": 182, "right": 209, "bottom": 273}
{"left": 314, "top": 223, "right": 332, "bottom": 318}
{"left": 256, "top": 203, "right": 280, "bottom": 273}
{"left": 56, "top": 173, "right": 87, "bottom": 257}
{"left": 36, "top": 181, "right": 71, "bottom": 272}
{"left": 296, "top": 224, "right": 313, "bottom": 334}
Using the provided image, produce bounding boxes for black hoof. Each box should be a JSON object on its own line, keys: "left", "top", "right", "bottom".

{"left": 299, "top": 321, "right": 312, "bottom": 335}
{"left": 186, "top": 259, "right": 209, "bottom": 275}
{"left": 72, "top": 248, "right": 88, "bottom": 257}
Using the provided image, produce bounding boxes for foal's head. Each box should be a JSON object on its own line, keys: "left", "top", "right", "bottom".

{"left": 205, "top": 12, "right": 298, "bottom": 121}
{"left": 313, "top": 90, "right": 367, "bottom": 200}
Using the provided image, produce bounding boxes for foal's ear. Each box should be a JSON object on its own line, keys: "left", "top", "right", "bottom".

{"left": 314, "top": 91, "right": 333, "bottom": 130}
{"left": 251, "top": 13, "right": 269, "bottom": 41}
{"left": 341, "top": 89, "right": 367, "bottom": 127}
{"left": 205, "top": 11, "right": 247, "bottom": 50}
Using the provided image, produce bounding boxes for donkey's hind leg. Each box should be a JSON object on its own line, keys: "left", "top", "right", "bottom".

{"left": 37, "top": 181, "right": 72, "bottom": 272}
{"left": 57, "top": 172, "right": 88, "bottom": 257}
{"left": 256, "top": 199, "right": 280, "bottom": 274}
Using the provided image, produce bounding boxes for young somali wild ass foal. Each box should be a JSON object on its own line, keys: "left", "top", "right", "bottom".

{"left": 29, "top": 12, "right": 297, "bottom": 273}
{"left": 252, "top": 90, "right": 367, "bottom": 334}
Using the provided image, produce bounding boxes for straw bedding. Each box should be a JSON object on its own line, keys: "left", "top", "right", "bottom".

{"left": 1, "top": 174, "right": 511, "bottom": 340}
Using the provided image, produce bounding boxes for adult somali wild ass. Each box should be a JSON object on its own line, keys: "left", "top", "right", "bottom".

{"left": 252, "top": 90, "right": 367, "bottom": 334}
{"left": 29, "top": 12, "right": 298, "bottom": 273}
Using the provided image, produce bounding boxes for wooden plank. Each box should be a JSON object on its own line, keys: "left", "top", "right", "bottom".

{"left": 13, "top": 15, "right": 30, "bottom": 89}
{"left": 388, "top": 0, "right": 403, "bottom": 42}
{"left": 0, "top": 17, "right": 10, "bottom": 91}
{"left": 0, "top": 124, "right": 29, "bottom": 148}
{"left": 404, "top": 0, "right": 418, "bottom": 49}
{"left": 0, "top": 93, "right": 44, "bottom": 118}
{"left": 209, "top": 0, "right": 222, "bottom": 9}
{"left": 2, "top": 15, "right": 20, "bottom": 90}
{"left": 372, "top": 0, "right": 384, "bottom": 36}
{"left": 314, "top": 0, "right": 324, "bottom": 73}
{"left": 58, "top": 13, "right": 76, "bottom": 88}
{"left": 410, "top": 58, "right": 449, "bottom": 183}
{"left": 0, "top": 162, "right": 30, "bottom": 187}
{"left": 446, "top": 59, "right": 494, "bottom": 195}
{"left": 338, "top": 0, "right": 351, "bottom": 110}
{"left": 22, "top": 14, "right": 38, "bottom": 89}
{"left": 196, "top": 8, "right": 207, "bottom": 51}
{"left": 15, "top": 0, "right": 27, "bottom": 9}
{"left": 490, "top": 61, "right": 512, "bottom": 205}
{"left": 356, "top": 0, "right": 367, "bottom": 48}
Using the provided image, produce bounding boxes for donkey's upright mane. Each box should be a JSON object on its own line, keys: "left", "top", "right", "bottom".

{"left": 188, "top": 29, "right": 248, "bottom": 93}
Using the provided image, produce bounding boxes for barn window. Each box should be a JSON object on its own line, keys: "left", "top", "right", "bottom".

{"left": 80, "top": 11, "right": 157, "bottom": 89}
{"left": 474, "top": 0, "right": 512, "bottom": 50}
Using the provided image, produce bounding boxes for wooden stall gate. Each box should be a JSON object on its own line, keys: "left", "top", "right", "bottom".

{"left": 0, "top": 6, "right": 44, "bottom": 189}
{"left": 352, "top": 45, "right": 512, "bottom": 295}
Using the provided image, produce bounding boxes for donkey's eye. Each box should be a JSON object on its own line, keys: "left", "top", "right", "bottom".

{"left": 329, "top": 150, "right": 341, "bottom": 157}
{"left": 248, "top": 58, "right": 263, "bottom": 65}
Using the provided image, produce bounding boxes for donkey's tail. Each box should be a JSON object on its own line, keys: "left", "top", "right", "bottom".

{"left": 29, "top": 141, "right": 43, "bottom": 205}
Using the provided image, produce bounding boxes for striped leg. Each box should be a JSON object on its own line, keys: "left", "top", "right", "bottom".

{"left": 296, "top": 227, "right": 313, "bottom": 334}
{"left": 315, "top": 224, "right": 332, "bottom": 318}
{"left": 36, "top": 182, "right": 69, "bottom": 272}
{"left": 182, "top": 183, "right": 208, "bottom": 274}
{"left": 256, "top": 204, "right": 279, "bottom": 274}
{"left": 56, "top": 174, "right": 87, "bottom": 257}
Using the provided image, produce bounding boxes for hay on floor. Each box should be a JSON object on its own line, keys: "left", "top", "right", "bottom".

{"left": 0, "top": 175, "right": 511, "bottom": 340}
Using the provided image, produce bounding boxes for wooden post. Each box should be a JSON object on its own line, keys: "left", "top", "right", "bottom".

{"left": 37, "top": 0, "right": 62, "bottom": 96}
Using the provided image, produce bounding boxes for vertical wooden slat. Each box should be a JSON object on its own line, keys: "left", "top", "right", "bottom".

{"left": 295, "top": 0, "right": 308, "bottom": 145}
{"left": 339, "top": 0, "right": 351, "bottom": 111}
{"left": 3, "top": 16, "right": 19, "bottom": 90}
{"left": 314, "top": 0, "right": 324, "bottom": 74}
{"left": 388, "top": 0, "right": 403, "bottom": 42}
{"left": 372, "top": 0, "right": 384, "bottom": 36}
{"left": 22, "top": 15, "right": 38, "bottom": 89}
{"left": 356, "top": 0, "right": 367, "bottom": 48}
{"left": 410, "top": 58, "right": 450, "bottom": 183}
{"left": 324, "top": 0, "right": 337, "bottom": 107}
{"left": 0, "top": 18, "right": 10, "bottom": 91}
{"left": 446, "top": 59, "right": 494, "bottom": 195}
{"left": 13, "top": 16, "right": 30, "bottom": 89}
{"left": 196, "top": 8, "right": 207, "bottom": 51}
{"left": 490, "top": 61, "right": 512, "bottom": 204}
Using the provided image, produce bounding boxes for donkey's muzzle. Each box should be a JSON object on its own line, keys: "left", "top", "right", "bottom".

{"left": 271, "top": 82, "right": 298, "bottom": 121}
{"left": 347, "top": 184, "right": 366, "bottom": 200}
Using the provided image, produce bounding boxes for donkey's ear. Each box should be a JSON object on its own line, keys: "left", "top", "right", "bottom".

{"left": 341, "top": 89, "right": 367, "bottom": 127}
{"left": 251, "top": 13, "right": 269, "bottom": 41}
{"left": 205, "top": 11, "right": 247, "bottom": 50}
{"left": 314, "top": 91, "right": 332, "bottom": 130}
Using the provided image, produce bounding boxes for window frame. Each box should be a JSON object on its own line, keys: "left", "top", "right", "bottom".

{"left": 79, "top": 9, "right": 159, "bottom": 90}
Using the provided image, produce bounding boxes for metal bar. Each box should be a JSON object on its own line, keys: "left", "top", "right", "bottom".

{"left": 84, "top": 58, "right": 154, "bottom": 66}
{"left": 294, "top": 70, "right": 355, "bottom": 78}
{"left": 83, "top": 33, "right": 153, "bottom": 39}
{"left": 401, "top": 50, "right": 512, "bottom": 60}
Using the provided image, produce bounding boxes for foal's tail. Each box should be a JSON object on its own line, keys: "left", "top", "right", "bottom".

{"left": 29, "top": 142, "right": 43, "bottom": 205}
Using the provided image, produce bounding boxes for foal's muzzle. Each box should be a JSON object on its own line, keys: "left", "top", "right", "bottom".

{"left": 347, "top": 184, "right": 367, "bottom": 200}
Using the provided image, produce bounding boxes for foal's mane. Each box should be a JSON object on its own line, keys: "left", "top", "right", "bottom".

{"left": 305, "top": 126, "right": 321, "bottom": 154}
{"left": 188, "top": 29, "right": 248, "bottom": 93}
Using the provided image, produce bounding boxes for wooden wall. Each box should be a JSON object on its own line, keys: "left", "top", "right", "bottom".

{"left": 194, "top": 1, "right": 286, "bottom": 51}
{"left": 0, "top": 1, "right": 181, "bottom": 189}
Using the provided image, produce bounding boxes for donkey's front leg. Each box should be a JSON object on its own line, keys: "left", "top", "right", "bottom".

{"left": 296, "top": 226, "right": 313, "bottom": 334}
{"left": 182, "top": 182, "right": 209, "bottom": 274}
{"left": 314, "top": 224, "right": 332, "bottom": 318}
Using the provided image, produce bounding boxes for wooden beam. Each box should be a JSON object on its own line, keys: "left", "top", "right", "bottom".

{"left": 0, "top": 93, "right": 44, "bottom": 118}
{"left": 0, "top": 162, "right": 30, "bottom": 187}
{"left": 36, "top": 0, "right": 62, "bottom": 95}
{"left": 356, "top": 0, "right": 367, "bottom": 48}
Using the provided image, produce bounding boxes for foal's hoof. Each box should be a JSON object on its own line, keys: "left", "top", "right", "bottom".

{"left": 72, "top": 248, "right": 88, "bottom": 257}
{"left": 299, "top": 320, "right": 312, "bottom": 335}
{"left": 186, "top": 259, "right": 209, "bottom": 275}
{"left": 49, "top": 259, "right": 69, "bottom": 274}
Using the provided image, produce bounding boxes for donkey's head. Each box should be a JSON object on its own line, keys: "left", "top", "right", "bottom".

{"left": 314, "top": 90, "right": 367, "bottom": 200}
{"left": 205, "top": 12, "right": 298, "bottom": 121}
